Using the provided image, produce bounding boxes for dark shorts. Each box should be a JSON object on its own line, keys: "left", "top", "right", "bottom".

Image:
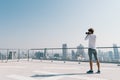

{"left": 88, "top": 48, "right": 98, "bottom": 61}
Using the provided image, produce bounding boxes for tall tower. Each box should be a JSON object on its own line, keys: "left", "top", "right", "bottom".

{"left": 71, "top": 50, "right": 76, "bottom": 60}
{"left": 62, "top": 44, "right": 67, "bottom": 60}
{"left": 44, "top": 48, "right": 47, "bottom": 59}
{"left": 113, "top": 44, "right": 119, "bottom": 60}
{"left": 76, "top": 44, "right": 85, "bottom": 58}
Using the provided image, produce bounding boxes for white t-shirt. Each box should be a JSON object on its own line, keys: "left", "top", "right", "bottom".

{"left": 85, "top": 34, "right": 96, "bottom": 49}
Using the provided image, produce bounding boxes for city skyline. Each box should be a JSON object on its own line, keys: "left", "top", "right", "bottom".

{"left": 1, "top": 0, "right": 120, "bottom": 48}
{"left": 1, "top": 43, "right": 119, "bottom": 62}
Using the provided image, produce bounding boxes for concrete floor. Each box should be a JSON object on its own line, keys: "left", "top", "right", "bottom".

{"left": 0, "top": 60, "right": 119, "bottom": 80}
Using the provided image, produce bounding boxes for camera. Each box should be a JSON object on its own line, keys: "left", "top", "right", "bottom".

{"left": 86, "top": 28, "right": 94, "bottom": 34}
{"left": 85, "top": 32, "right": 91, "bottom": 34}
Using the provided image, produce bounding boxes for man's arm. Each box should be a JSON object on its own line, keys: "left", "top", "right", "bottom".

{"left": 85, "top": 34, "right": 89, "bottom": 40}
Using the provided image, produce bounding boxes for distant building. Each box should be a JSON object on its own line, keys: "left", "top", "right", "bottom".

{"left": 8, "top": 51, "right": 17, "bottom": 59}
{"left": 35, "top": 51, "right": 44, "bottom": 59}
{"left": 98, "top": 50, "right": 104, "bottom": 62}
{"left": 76, "top": 44, "right": 85, "bottom": 59}
{"left": 113, "top": 44, "right": 119, "bottom": 60}
{"left": 44, "top": 48, "right": 47, "bottom": 59}
{"left": 108, "top": 51, "right": 114, "bottom": 61}
{"left": 62, "top": 44, "right": 67, "bottom": 60}
{"left": 54, "top": 53, "right": 60, "bottom": 60}
{"left": 71, "top": 50, "right": 76, "bottom": 60}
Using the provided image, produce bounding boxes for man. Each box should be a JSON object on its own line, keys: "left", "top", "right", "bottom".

{"left": 85, "top": 28, "right": 100, "bottom": 74}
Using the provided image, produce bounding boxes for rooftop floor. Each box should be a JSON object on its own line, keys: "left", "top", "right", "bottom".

{"left": 0, "top": 60, "right": 120, "bottom": 80}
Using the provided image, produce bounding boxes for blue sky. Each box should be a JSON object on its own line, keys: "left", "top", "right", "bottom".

{"left": 0, "top": 0, "right": 120, "bottom": 48}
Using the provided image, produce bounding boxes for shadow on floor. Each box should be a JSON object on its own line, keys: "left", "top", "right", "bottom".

{"left": 31, "top": 73, "right": 88, "bottom": 78}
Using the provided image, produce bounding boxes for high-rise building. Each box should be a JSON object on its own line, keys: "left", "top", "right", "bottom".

{"left": 71, "top": 50, "right": 76, "bottom": 60}
{"left": 113, "top": 44, "right": 119, "bottom": 60}
{"left": 8, "top": 51, "right": 17, "bottom": 59}
{"left": 44, "top": 48, "right": 47, "bottom": 59}
{"left": 98, "top": 50, "right": 104, "bottom": 62}
{"left": 76, "top": 44, "right": 85, "bottom": 58}
{"left": 62, "top": 44, "right": 67, "bottom": 60}
{"left": 108, "top": 51, "right": 114, "bottom": 61}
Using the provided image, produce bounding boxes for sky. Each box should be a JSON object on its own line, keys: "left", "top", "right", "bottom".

{"left": 0, "top": 0, "right": 120, "bottom": 49}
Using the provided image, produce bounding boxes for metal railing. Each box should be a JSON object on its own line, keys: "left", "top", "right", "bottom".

{"left": 0, "top": 47, "right": 120, "bottom": 65}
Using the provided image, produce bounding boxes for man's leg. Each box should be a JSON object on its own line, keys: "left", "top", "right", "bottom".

{"left": 87, "top": 60, "right": 93, "bottom": 73}
{"left": 88, "top": 48, "right": 93, "bottom": 70}
{"left": 87, "top": 48, "right": 93, "bottom": 73}
{"left": 93, "top": 49, "right": 100, "bottom": 73}
{"left": 90, "top": 60, "right": 93, "bottom": 70}
{"left": 96, "top": 60, "right": 100, "bottom": 71}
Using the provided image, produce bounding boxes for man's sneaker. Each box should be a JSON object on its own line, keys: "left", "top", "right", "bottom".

{"left": 96, "top": 70, "right": 100, "bottom": 74}
{"left": 86, "top": 70, "right": 93, "bottom": 74}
